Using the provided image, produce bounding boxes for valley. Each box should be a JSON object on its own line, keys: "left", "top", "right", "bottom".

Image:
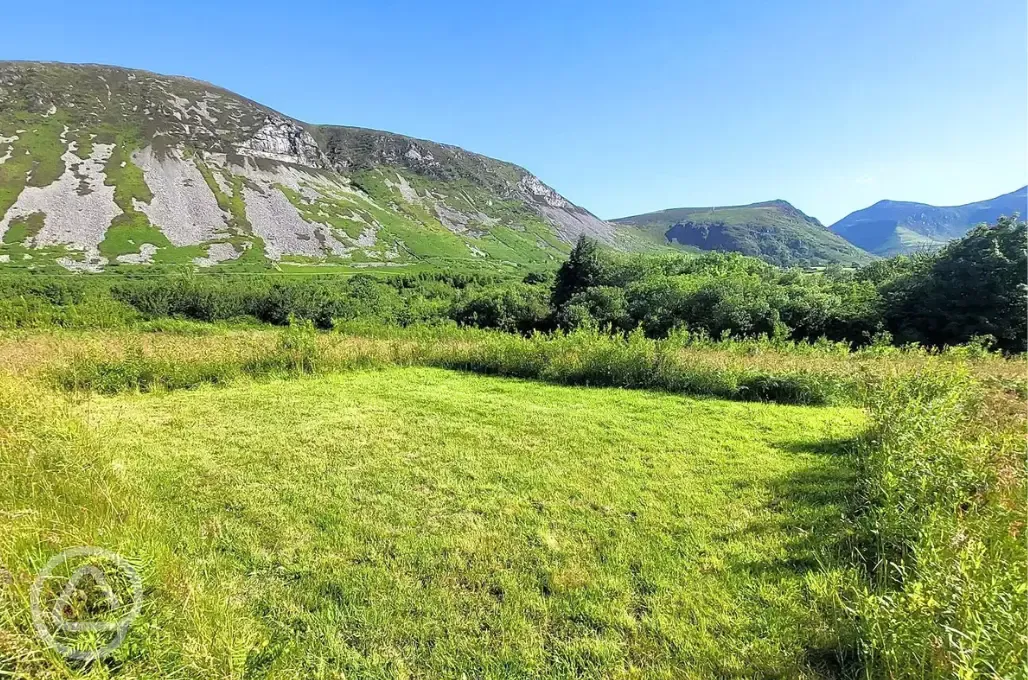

{"left": 0, "top": 43, "right": 1024, "bottom": 680}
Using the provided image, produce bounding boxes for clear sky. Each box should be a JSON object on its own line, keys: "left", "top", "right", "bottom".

{"left": 4, "top": 0, "right": 1025, "bottom": 223}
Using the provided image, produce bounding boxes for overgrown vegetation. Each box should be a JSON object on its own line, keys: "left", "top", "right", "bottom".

{"left": 549, "top": 217, "right": 1026, "bottom": 352}
{"left": 843, "top": 369, "right": 1026, "bottom": 678}
{"left": 48, "top": 324, "right": 854, "bottom": 405}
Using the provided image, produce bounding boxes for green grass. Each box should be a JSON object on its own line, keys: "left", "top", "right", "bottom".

{"left": 98, "top": 212, "right": 173, "bottom": 260}
{"left": 0, "top": 366, "right": 863, "bottom": 678}
{"left": 98, "top": 137, "right": 173, "bottom": 260}
{"left": 1, "top": 212, "right": 44, "bottom": 245}
{"left": 0, "top": 115, "right": 67, "bottom": 224}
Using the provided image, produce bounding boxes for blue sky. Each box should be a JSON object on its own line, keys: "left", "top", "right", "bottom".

{"left": 5, "top": 0, "right": 1025, "bottom": 223}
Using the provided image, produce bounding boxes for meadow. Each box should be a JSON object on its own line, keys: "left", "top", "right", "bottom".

{"left": 1, "top": 362, "right": 863, "bottom": 678}
{"left": 0, "top": 321, "right": 1024, "bottom": 678}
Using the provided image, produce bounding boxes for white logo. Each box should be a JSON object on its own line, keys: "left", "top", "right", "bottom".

{"left": 30, "top": 547, "right": 143, "bottom": 662}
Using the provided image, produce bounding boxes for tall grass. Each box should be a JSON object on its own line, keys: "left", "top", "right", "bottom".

{"left": 0, "top": 374, "right": 275, "bottom": 676}
{"left": 54, "top": 321, "right": 328, "bottom": 394}
{"left": 847, "top": 368, "right": 1027, "bottom": 678}
{"left": 43, "top": 323, "right": 1024, "bottom": 406}
{"left": 421, "top": 326, "right": 850, "bottom": 405}
{"left": 51, "top": 325, "right": 853, "bottom": 405}
{"left": 0, "top": 375, "right": 141, "bottom": 673}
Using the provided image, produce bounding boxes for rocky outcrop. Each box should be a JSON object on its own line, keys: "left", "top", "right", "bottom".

{"left": 516, "top": 174, "right": 615, "bottom": 243}
{"left": 238, "top": 117, "right": 329, "bottom": 168}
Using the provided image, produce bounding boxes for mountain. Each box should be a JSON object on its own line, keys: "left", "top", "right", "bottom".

{"left": 830, "top": 187, "right": 1027, "bottom": 256}
{"left": 612, "top": 200, "right": 875, "bottom": 267}
{"left": 0, "top": 61, "right": 615, "bottom": 272}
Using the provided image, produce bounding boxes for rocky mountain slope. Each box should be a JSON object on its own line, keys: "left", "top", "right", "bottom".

{"left": 613, "top": 200, "right": 875, "bottom": 267}
{"left": 0, "top": 61, "right": 615, "bottom": 272}
{"left": 830, "top": 186, "right": 1027, "bottom": 256}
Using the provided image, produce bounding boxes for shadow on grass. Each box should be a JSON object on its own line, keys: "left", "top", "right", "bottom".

{"left": 725, "top": 436, "right": 864, "bottom": 679}
{"left": 781, "top": 437, "right": 859, "bottom": 457}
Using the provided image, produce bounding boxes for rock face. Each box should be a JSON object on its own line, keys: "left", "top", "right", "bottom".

{"left": 313, "top": 125, "right": 616, "bottom": 244}
{"left": 238, "top": 117, "right": 328, "bottom": 168}
{"left": 0, "top": 61, "right": 620, "bottom": 272}
{"left": 516, "top": 174, "right": 613, "bottom": 243}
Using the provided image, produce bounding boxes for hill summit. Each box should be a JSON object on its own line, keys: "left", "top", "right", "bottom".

{"left": 613, "top": 199, "right": 875, "bottom": 267}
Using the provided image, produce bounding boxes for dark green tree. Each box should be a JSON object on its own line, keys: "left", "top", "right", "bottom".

{"left": 886, "top": 216, "right": 1027, "bottom": 351}
{"left": 551, "top": 236, "right": 607, "bottom": 308}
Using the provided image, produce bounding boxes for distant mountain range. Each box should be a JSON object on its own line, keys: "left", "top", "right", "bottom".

{"left": 830, "top": 187, "right": 1027, "bottom": 256}
{"left": 612, "top": 200, "right": 874, "bottom": 267}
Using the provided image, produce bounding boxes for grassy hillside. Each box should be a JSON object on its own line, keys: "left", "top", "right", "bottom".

{"left": 613, "top": 200, "right": 874, "bottom": 267}
{"left": 0, "top": 62, "right": 612, "bottom": 273}
{"left": 830, "top": 186, "right": 1028, "bottom": 256}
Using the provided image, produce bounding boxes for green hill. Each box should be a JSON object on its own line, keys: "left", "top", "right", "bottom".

{"left": 612, "top": 200, "right": 875, "bottom": 267}
{"left": 0, "top": 61, "right": 614, "bottom": 273}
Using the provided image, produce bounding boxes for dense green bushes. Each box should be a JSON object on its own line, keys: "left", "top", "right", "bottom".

{"left": 550, "top": 217, "right": 1026, "bottom": 351}
{"left": 846, "top": 368, "right": 1026, "bottom": 677}
{"left": 1, "top": 216, "right": 1023, "bottom": 352}
{"left": 0, "top": 276, "right": 138, "bottom": 328}
{"left": 880, "top": 217, "right": 1027, "bottom": 352}
{"left": 450, "top": 284, "right": 551, "bottom": 333}
{"left": 109, "top": 274, "right": 404, "bottom": 328}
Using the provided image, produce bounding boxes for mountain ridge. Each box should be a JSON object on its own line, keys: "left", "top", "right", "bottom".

{"left": 830, "top": 186, "right": 1027, "bottom": 256}
{"left": 4, "top": 60, "right": 1016, "bottom": 273}
{"left": 0, "top": 61, "right": 613, "bottom": 272}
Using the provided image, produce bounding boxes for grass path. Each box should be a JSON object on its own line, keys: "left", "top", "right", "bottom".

{"left": 9, "top": 368, "right": 864, "bottom": 678}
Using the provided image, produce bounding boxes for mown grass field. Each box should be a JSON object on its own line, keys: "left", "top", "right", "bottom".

{"left": 2, "top": 358, "right": 865, "bottom": 678}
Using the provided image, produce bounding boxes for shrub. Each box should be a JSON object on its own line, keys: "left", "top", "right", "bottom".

{"left": 847, "top": 367, "right": 1027, "bottom": 677}
{"left": 451, "top": 284, "right": 550, "bottom": 333}
{"left": 557, "top": 286, "right": 631, "bottom": 332}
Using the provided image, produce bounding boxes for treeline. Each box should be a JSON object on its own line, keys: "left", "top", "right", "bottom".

{"left": 549, "top": 216, "right": 1025, "bottom": 352}
{"left": 0, "top": 217, "right": 1023, "bottom": 351}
